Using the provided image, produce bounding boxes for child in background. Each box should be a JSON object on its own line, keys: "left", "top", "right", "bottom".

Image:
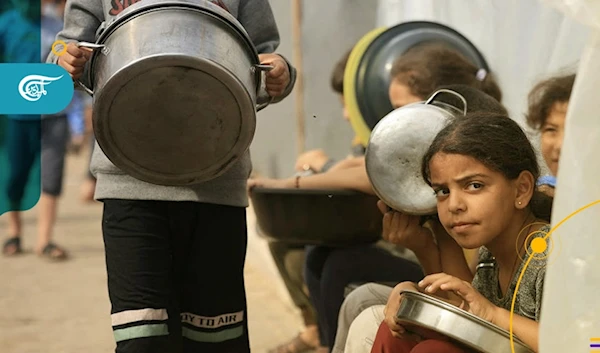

{"left": 526, "top": 73, "right": 575, "bottom": 197}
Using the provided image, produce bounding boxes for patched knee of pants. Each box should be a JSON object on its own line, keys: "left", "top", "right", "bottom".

{"left": 180, "top": 310, "right": 245, "bottom": 343}
{"left": 111, "top": 308, "right": 169, "bottom": 343}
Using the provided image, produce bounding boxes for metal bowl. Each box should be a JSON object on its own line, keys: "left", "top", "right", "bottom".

{"left": 250, "top": 187, "right": 382, "bottom": 246}
{"left": 397, "top": 290, "right": 535, "bottom": 353}
{"left": 365, "top": 89, "right": 466, "bottom": 215}
{"left": 345, "top": 21, "right": 489, "bottom": 147}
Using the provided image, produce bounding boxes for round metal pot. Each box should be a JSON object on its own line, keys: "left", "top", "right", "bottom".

{"left": 397, "top": 290, "right": 535, "bottom": 353}
{"left": 78, "top": 0, "right": 272, "bottom": 186}
{"left": 250, "top": 187, "right": 383, "bottom": 247}
{"left": 344, "top": 21, "right": 490, "bottom": 147}
{"left": 365, "top": 89, "right": 466, "bottom": 215}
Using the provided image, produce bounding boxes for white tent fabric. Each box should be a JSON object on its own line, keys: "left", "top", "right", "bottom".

{"left": 375, "top": 0, "right": 589, "bottom": 128}
{"left": 377, "top": 1, "right": 600, "bottom": 351}
{"left": 537, "top": 1, "right": 600, "bottom": 352}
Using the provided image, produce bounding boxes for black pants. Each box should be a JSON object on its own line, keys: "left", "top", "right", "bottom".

{"left": 102, "top": 199, "right": 249, "bottom": 353}
{"left": 304, "top": 245, "right": 424, "bottom": 350}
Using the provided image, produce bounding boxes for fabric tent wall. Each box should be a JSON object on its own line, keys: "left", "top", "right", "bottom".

{"left": 375, "top": 0, "right": 589, "bottom": 128}
{"left": 536, "top": 1, "right": 600, "bottom": 352}
{"left": 378, "top": 1, "right": 599, "bottom": 351}
{"left": 251, "top": 0, "right": 378, "bottom": 178}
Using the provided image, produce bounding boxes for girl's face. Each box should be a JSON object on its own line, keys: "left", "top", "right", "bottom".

{"left": 428, "top": 153, "right": 521, "bottom": 249}
{"left": 541, "top": 102, "right": 567, "bottom": 176}
{"left": 388, "top": 80, "right": 422, "bottom": 109}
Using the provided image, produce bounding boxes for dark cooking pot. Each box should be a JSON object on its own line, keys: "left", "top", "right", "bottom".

{"left": 345, "top": 21, "right": 490, "bottom": 147}
{"left": 250, "top": 187, "right": 383, "bottom": 247}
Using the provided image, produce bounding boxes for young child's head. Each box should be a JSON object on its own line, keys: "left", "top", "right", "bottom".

{"left": 389, "top": 43, "right": 502, "bottom": 109}
{"left": 330, "top": 49, "right": 352, "bottom": 121}
{"left": 526, "top": 73, "right": 575, "bottom": 176}
{"left": 421, "top": 113, "right": 551, "bottom": 249}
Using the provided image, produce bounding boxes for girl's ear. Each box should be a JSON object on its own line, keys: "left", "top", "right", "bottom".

{"left": 515, "top": 171, "right": 535, "bottom": 209}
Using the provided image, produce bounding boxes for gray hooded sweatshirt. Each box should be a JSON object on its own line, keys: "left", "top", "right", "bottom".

{"left": 47, "top": 0, "right": 296, "bottom": 207}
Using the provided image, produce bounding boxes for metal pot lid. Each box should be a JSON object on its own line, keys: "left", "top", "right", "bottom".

{"left": 88, "top": 0, "right": 260, "bottom": 89}
{"left": 345, "top": 21, "right": 490, "bottom": 147}
{"left": 93, "top": 54, "right": 256, "bottom": 186}
{"left": 397, "top": 290, "right": 535, "bottom": 353}
{"left": 365, "top": 89, "right": 466, "bottom": 215}
{"left": 344, "top": 27, "right": 388, "bottom": 150}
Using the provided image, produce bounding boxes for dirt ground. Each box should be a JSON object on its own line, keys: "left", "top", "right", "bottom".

{"left": 0, "top": 147, "right": 306, "bottom": 353}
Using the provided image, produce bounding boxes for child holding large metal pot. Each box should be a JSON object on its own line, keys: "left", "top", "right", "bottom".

{"left": 364, "top": 112, "right": 552, "bottom": 353}
{"left": 525, "top": 72, "right": 575, "bottom": 198}
{"left": 50, "top": 1, "right": 295, "bottom": 352}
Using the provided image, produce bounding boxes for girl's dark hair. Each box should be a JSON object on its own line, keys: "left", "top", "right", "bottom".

{"left": 330, "top": 49, "right": 352, "bottom": 94}
{"left": 391, "top": 42, "right": 502, "bottom": 102}
{"left": 421, "top": 112, "right": 553, "bottom": 221}
{"left": 526, "top": 73, "right": 576, "bottom": 130}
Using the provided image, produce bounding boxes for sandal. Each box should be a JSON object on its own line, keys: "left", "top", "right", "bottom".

{"left": 40, "top": 242, "right": 68, "bottom": 261}
{"left": 268, "top": 333, "right": 315, "bottom": 353}
{"left": 3, "top": 237, "right": 22, "bottom": 256}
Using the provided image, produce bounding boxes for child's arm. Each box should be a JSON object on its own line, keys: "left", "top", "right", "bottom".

{"left": 430, "top": 220, "right": 475, "bottom": 282}
{"left": 491, "top": 308, "right": 539, "bottom": 352}
{"left": 296, "top": 165, "right": 374, "bottom": 194}
{"left": 46, "top": 0, "right": 104, "bottom": 87}
{"left": 238, "top": 0, "right": 296, "bottom": 103}
{"left": 247, "top": 165, "right": 374, "bottom": 194}
{"left": 327, "top": 156, "right": 365, "bottom": 172}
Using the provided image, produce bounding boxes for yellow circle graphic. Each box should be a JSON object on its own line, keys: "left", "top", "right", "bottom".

{"left": 509, "top": 199, "right": 600, "bottom": 352}
{"left": 530, "top": 237, "right": 547, "bottom": 253}
{"left": 51, "top": 40, "right": 67, "bottom": 57}
{"left": 523, "top": 229, "right": 553, "bottom": 261}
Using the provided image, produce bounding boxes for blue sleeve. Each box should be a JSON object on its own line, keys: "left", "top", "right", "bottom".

{"left": 536, "top": 175, "right": 557, "bottom": 188}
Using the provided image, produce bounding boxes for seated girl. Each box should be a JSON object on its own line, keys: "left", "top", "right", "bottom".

{"left": 349, "top": 112, "right": 551, "bottom": 353}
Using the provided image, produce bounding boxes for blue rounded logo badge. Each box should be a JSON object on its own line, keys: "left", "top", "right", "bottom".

{"left": 0, "top": 63, "right": 74, "bottom": 114}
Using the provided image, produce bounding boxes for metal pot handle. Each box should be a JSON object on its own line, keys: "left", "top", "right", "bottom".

{"left": 424, "top": 89, "right": 468, "bottom": 116}
{"left": 73, "top": 42, "right": 106, "bottom": 97}
{"left": 254, "top": 64, "right": 274, "bottom": 112}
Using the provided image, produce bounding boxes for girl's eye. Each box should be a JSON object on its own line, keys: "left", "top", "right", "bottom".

{"left": 434, "top": 188, "right": 449, "bottom": 197}
{"left": 467, "top": 182, "right": 483, "bottom": 190}
{"left": 542, "top": 127, "right": 557, "bottom": 134}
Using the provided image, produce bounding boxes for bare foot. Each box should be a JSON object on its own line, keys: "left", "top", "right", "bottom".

{"left": 268, "top": 326, "right": 320, "bottom": 353}
{"left": 3, "top": 237, "right": 22, "bottom": 256}
{"left": 299, "top": 325, "right": 320, "bottom": 348}
{"left": 37, "top": 242, "right": 68, "bottom": 261}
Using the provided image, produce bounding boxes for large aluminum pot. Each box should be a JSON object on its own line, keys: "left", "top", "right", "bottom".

{"left": 397, "top": 290, "right": 535, "bottom": 353}
{"left": 344, "top": 21, "right": 490, "bottom": 147}
{"left": 250, "top": 187, "right": 382, "bottom": 247}
{"left": 77, "top": 0, "right": 272, "bottom": 186}
{"left": 365, "top": 89, "right": 466, "bottom": 215}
